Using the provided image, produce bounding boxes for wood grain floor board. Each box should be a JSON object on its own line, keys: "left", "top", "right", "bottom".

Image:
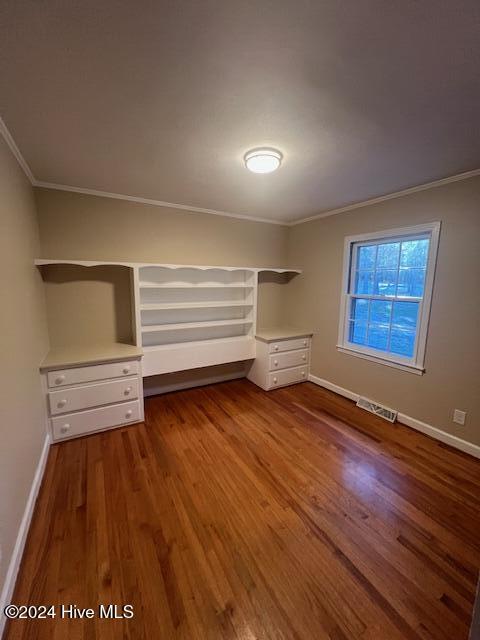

{"left": 4, "top": 380, "right": 480, "bottom": 640}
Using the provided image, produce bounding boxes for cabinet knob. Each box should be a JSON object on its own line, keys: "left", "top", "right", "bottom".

{"left": 57, "top": 399, "right": 67, "bottom": 408}
{"left": 274, "top": 360, "right": 278, "bottom": 366}
{"left": 301, "top": 371, "right": 305, "bottom": 377}
{"left": 274, "top": 345, "right": 279, "bottom": 351}
{"left": 273, "top": 377, "right": 278, "bottom": 384}
{"left": 123, "top": 366, "right": 130, "bottom": 374}
{"left": 124, "top": 386, "right": 132, "bottom": 395}
{"left": 55, "top": 375, "right": 65, "bottom": 385}
{"left": 303, "top": 340, "right": 307, "bottom": 346}
{"left": 302, "top": 355, "right": 306, "bottom": 360}
{"left": 60, "top": 423, "right": 70, "bottom": 434}
{"left": 125, "top": 410, "right": 133, "bottom": 418}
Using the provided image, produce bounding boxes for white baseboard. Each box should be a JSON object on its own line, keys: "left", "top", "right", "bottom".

{"left": 0, "top": 434, "right": 51, "bottom": 637}
{"left": 308, "top": 374, "right": 480, "bottom": 459}
{"left": 143, "top": 371, "right": 246, "bottom": 397}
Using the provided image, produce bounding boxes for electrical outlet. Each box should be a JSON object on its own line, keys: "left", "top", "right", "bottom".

{"left": 453, "top": 409, "right": 466, "bottom": 425}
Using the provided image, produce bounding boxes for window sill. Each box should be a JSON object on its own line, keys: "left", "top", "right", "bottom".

{"left": 336, "top": 345, "right": 425, "bottom": 375}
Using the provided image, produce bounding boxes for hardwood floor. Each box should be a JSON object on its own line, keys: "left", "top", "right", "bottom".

{"left": 5, "top": 380, "right": 480, "bottom": 640}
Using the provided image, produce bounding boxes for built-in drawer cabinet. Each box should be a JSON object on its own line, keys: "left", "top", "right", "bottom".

{"left": 42, "top": 356, "right": 144, "bottom": 441}
{"left": 49, "top": 378, "right": 139, "bottom": 415}
{"left": 269, "top": 349, "right": 309, "bottom": 371}
{"left": 51, "top": 400, "right": 141, "bottom": 441}
{"left": 247, "top": 332, "right": 312, "bottom": 391}
{"left": 47, "top": 359, "right": 139, "bottom": 388}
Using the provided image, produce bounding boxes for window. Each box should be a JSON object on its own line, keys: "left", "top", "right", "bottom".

{"left": 337, "top": 222, "right": 440, "bottom": 374}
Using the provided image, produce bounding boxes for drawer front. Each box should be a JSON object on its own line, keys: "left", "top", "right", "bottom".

{"left": 269, "top": 349, "right": 309, "bottom": 371}
{"left": 49, "top": 378, "right": 139, "bottom": 415}
{"left": 268, "top": 337, "right": 310, "bottom": 354}
{"left": 52, "top": 400, "right": 141, "bottom": 441}
{"left": 268, "top": 365, "right": 308, "bottom": 389}
{"left": 47, "top": 360, "right": 139, "bottom": 388}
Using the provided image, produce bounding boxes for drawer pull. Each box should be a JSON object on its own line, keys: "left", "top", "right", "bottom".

{"left": 123, "top": 366, "right": 130, "bottom": 374}
{"left": 60, "top": 423, "right": 70, "bottom": 434}
{"left": 301, "top": 371, "right": 306, "bottom": 377}
{"left": 274, "top": 360, "right": 278, "bottom": 367}
{"left": 125, "top": 410, "right": 133, "bottom": 419}
{"left": 55, "top": 375, "right": 66, "bottom": 385}
{"left": 303, "top": 340, "right": 307, "bottom": 346}
{"left": 124, "top": 386, "right": 132, "bottom": 395}
{"left": 302, "top": 354, "right": 306, "bottom": 360}
{"left": 273, "top": 377, "right": 278, "bottom": 384}
{"left": 273, "top": 345, "right": 279, "bottom": 351}
{"left": 57, "top": 399, "right": 67, "bottom": 408}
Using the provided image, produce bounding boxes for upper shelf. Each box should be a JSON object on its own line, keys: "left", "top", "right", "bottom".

{"left": 34, "top": 259, "right": 302, "bottom": 274}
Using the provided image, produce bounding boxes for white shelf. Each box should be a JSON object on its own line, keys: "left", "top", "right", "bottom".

{"left": 142, "top": 319, "right": 253, "bottom": 333}
{"left": 35, "top": 259, "right": 301, "bottom": 274}
{"left": 139, "top": 283, "right": 253, "bottom": 289}
{"left": 142, "top": 335, "right": 252, "bottom": 352}
{"left": 141, "top": 301, "right": 252, "bottom": 310}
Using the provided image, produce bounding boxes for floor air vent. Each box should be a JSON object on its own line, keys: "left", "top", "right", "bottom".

{"left": 356, "top": 397, "right": 398, "bottom": 423}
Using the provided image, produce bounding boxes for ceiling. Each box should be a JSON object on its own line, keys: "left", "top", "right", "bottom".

{"left": 1, "top": 1, "right": 479, "bottom": 224}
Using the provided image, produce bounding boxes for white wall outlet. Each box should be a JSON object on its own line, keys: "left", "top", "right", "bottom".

{"left": 453, "top": 409, "right": 466, "bottom": 425}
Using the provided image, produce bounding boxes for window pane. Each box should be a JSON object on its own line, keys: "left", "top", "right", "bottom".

{"left": 355, "top": 271, "right": 374, "bottom": 294}
{"left": 351, "top": 298, "right": 369, "bottom": 321}
{"left": 392, "top": 301, "right": 419, "bottom": 329}
{"left": 400, "top": 239, "right": 429, "bottom": 268}
{"left": 370, "top": 300, "right": 392, "bottom": 324}
{"left": 367, "top": 323, "right": 389, "bottom": 350}
{"left": 377, "top": 242, "right": 400, "bottom": 268}
{"left": 357, "top": 245, "right": 376, "bottom": 269}
{"left": 373, "top": 269, "right": 397, "bottom": 295}
{"left": 390, "top": 327, "right": 416, "bottom": 357}
{"left": 397, "top": 268, "right": 426, "bottom": 297}
{"left": 349, "top": 320, "right": 367, "bottom": 345}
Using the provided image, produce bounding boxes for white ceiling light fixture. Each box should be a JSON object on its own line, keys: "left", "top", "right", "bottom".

{"left": 244, "top": 148, "right": 283, "bottom": 174}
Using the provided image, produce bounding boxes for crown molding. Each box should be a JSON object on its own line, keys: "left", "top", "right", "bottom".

{"left": 34, "top": 181, "right": 289, "bottom": 226}
{"left": 0, "top": 114, "right": 35, "bottom": 184}
{"left": 2, "top": 112, "right": 479, "bottom": 226}
{"left": 289, "top": 168, "right": 480, "bottom": 226}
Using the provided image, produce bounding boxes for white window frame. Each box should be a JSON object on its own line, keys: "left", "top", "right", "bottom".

{"left": 337, "top": 222, "right": 441, "bottom": 375}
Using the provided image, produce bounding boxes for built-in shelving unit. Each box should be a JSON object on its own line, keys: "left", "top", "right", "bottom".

{"left": 35, "top": 259, "right": 302, "bottom": 377}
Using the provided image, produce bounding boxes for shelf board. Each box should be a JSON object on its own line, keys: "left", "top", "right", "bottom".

{"left": 35, "top": 259, "right": 301, "bottom": 274}
{"left": 142, "top": 335, "right": 254, "bottom": 352}
{"left": 142, "top": 319, "right": 253, "bottom": 333}
{"left": 141, "top": 301, "right": 253, "bottom": 310}
{"left": 139, "top": 282, "right": 253, "bottom": 289}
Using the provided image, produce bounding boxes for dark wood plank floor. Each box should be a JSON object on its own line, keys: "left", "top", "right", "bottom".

{"left": 5, "top": 380, "right": 480, "bottom": 640}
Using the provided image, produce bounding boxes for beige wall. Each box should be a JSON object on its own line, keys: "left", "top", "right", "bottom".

{"left": 287, "top": 176, "right": 480, "bottom": 446}
{"left": 35, "top": 188, "right": 290, "bottom": 344}
{"left": 35, "top": 188, "right": 288, "bottom": 266}
{"left": 41, "top": 264, "right": 132, "bottom": 347}
{"left": 0, "top": 138, "right": 49, "bottom": 596}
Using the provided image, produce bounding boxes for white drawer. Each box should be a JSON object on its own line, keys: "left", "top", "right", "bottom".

{"left": 268, "top": 337, "right": 310, "bottom": 354}
{"left": 269, "top": 349, "right": 309, "bottom": 371}
{"left": 51, "top": 400, "right": 141, "bottom": 441}
{"left": 47, "top": 360, "right": 139, "bottom": 388}
{"left": 268, "top": 365, "right": 308, "bottom": 389}
{"left": 49, "top": 378, "right": 139, "bottom": 415}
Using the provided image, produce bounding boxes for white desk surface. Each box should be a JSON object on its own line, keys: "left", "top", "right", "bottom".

{"left": 255, "top": 327, "right": 313, "bottom": 342}
{"left": 40, "top": 342, "right": 143, "bottom": 370}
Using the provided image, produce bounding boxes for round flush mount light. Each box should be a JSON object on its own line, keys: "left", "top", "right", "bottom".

{"left": 244, "top": 147, "right": 283, "bottom": 174}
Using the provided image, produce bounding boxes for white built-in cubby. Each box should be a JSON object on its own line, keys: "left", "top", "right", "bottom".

{"left": 133, "top": 265, "right": 259, "bottom": 376}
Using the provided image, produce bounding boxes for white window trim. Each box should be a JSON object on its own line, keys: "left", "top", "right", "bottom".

{"left": 337, "top": 222, "right": 441, "bottom": 374}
